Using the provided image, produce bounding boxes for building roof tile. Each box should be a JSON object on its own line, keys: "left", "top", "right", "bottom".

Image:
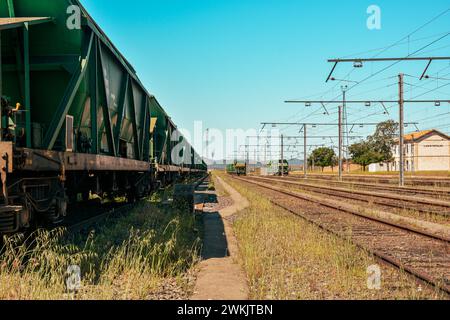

{"left": 403, "top": 129, "right": 450, "bottom": 142}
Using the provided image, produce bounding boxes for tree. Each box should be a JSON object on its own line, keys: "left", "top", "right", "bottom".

{"left": 348, "top": 120, "right": 399, "bottom": 171}
{"left": 368, "top": 120, "right": 398, "bottom": 163}
{"left": 308, "top": 147, "right": 337, "bottom": 172}
{"left": 348, "top": 141, "right": 382, "bottom": 171}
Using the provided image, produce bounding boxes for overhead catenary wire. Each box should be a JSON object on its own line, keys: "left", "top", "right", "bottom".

{"left": 282, "top": 8, "right": 450, "bottom": 132}
{"left": 257, "top": 9, "right": 450, "bottom": 162}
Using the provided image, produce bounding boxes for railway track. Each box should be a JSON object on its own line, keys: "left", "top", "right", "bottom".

{"left": 233, "top": 176, "right": 450, "bottom": 295}
{"left": 249, "top": 176, "right": 450, "bottom": 217}
{"left": 279, "top": 176, "right": 450, "bottom": 201}
{"left": 67, "top": 175, "right": 208, "bottom": 234}
{"left": 66, "top": 202, "right": 136, "bottom": 234}
{"left": 297, "top": 174, "right": 450, "bottom": 188}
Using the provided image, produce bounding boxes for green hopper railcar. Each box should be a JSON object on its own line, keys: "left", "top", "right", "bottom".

{"left": 0, "top": 0, "right": 206, "bottom": 234}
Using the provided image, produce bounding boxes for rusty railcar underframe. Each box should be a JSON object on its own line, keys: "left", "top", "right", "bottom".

{"left": 0, "top": 142, "right": 204, "bottom": 234}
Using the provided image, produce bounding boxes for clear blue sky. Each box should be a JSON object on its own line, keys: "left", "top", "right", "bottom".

{"left": 81, "top": 0, "right": 449, "bottom": 160}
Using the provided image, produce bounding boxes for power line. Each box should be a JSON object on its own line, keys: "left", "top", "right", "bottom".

{"left": 284, "top": 8, "right": 450, "bottom": 133}
{"left": 340, "top": 31, "right": 450, "bottom": 59}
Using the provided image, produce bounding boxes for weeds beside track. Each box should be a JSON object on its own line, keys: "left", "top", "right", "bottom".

{"left": 232, "top": 176, "right": 449, "bottom": 297}
{"left": 0, "top": 186, "right": 202, "bottom": 300}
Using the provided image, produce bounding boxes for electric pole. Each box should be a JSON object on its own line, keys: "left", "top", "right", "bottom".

{"left": 280, "top": 134, "right": 284, "bottom": 177}
{"left": 303, "top": 124, "right": 307, "bottom": 179}
{"left": 338, "top": 105, "right": 343, "bottom": 181}
{"left": 206, "top": 128, "right": 209, "bottom": 158}
{"left": 245, "top": 137, "right": 249, "bottom": 175}
{"left": 399, "top": 73, "right": 405, "bottom": 187}
{"left": 342, "top": 85, "right": 351, "bottom": 174}
{"left": 257, "top": 134, "right": 260, "bottom": 165}
{"left": 264, "top": 141, "right": 267, "bottom": 164}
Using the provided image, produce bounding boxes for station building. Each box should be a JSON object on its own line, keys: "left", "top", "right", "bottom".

{"left": 369, "top": 129, "right": 450, "bottom": 172}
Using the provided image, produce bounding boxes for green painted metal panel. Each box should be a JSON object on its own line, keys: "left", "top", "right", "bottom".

{"left": 113, "top": 74, "right": 128, "bottom": 154}
{"left": 150, "top": 97, "right": 169, "bottom": 163}
{"left": 42, "top": 30, "right": 93, "bottom": 150}
{"left": 0, "top": 0, "right": 203, "bottom": 168}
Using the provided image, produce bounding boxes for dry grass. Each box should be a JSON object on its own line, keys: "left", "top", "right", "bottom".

{"left": 218, "top": 172, "right": 447, "bottom": 300}
{"left": 0, "top": 195, "right": 201, "bottom": 300}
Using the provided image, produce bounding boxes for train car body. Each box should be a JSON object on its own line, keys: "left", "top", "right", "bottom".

{"left": 0, "top": 0, "right": 206, "bottom": 234}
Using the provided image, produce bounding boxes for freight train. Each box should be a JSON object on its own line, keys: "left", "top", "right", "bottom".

{"left": 0, "top": 1, "right": 207, "bottom": 234}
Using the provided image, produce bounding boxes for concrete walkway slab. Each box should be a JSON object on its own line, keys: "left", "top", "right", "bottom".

{"left": 191, "top": 176, "right": 249, "bottom": 300}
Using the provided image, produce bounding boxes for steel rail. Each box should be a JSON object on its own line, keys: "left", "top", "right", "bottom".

{"left": 235, "top": 177, "right": 450, "bottom": 242}
{"left": 67, "top": 203, "right": 135, "bottom": 234}
{"left": 301, "top": 174, "right": 450, "bottom": 187}
{"left": 279, "top": 176, "right": 450, "bottom": 199}
{"left": 306, "top": 173, "right": 450, "bottom": 182}
{"left": 250, "top": 176, "right": 450, "bottom": 216}
{"left": 232, "top": 176, "right": 450, "bottom": 295}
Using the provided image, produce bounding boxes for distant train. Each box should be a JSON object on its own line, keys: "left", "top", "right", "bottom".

{"left": 277, "top": 160, "right": 289, "bottom": 176}
{"left": 226, "top": 162, "right": 247, "bottom": 176}
{"left": 260, "top": 160, "right": 289, "bottom": 176}
{"left": 0, "top": 1, "right": 206, "bottom": 235}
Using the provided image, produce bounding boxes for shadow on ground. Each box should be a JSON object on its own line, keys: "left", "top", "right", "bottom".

{"left": 195, "top": 181, "right": 229, "bottom": 259}
{"left": 201, "top": 212, "right": 229, "bottom": 259}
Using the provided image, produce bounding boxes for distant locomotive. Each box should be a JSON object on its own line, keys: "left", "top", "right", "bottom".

{"left": 277, "top": 160, "right": 289, "bottom": 176}
{"left": 261, "top": 160, "right": 289, "bottom": 176}
{"left": 226, "top": 162, "right": 247, "bottom": 176}
{"left": 0, "top": 1, "right": 206, "bottom": 234}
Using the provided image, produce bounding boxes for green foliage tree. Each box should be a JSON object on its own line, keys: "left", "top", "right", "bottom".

{"left": 368, "top": 120, "right": 398, "bottom": 163}
{"left": 308, "top": 147, "right": 337, "bottom": 172}
{"left": 349, "top": 120, "right": 398, "bottom": 171}
{"left": 348, "top": 141, "right": 382, "bottom": 171}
